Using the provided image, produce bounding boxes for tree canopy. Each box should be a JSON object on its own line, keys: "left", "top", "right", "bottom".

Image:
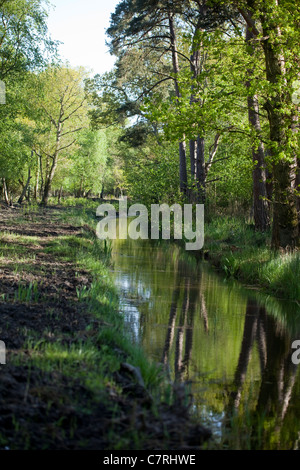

{"left": 0, "top": 0, "right": 299, "bottom": 248}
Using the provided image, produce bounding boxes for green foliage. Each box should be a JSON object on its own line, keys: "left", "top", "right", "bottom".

{"left": 122, "top": 138, "right": 180, "bottom": 205}
{"left": 0, "top": 0, "right": 57, "bottom": 80}
{"left": 206, "top": 133, "right": 253, "bottom": 212}
{"left": 62, "top": 129, "right": 107, "bottom": 196}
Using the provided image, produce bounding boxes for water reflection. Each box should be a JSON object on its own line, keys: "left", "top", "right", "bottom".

{"left": 161, "top": 273, "right": 209, "bottom": 383}
{"left": 224, "top": 299, "right": 300, "bottom": 449}
{"left": 111, "top": 236, "right": 300, "bottom": 449}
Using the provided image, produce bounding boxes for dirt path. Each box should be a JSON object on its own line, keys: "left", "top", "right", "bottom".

{"left": 0, "top": 203, "right": 211, "bottom": 450}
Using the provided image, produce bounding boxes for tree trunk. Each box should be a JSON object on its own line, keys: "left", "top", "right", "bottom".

{"left": 39, "top": 154, "right": 44, "bottom": 197}
{"left": 196, "top": 136, "right": 206, "bottom": 203}
{"left": 34, "top": 155, "right": 39, "bottom": 201}
{"left": 270, "top": 157, "right": 298, "bottom": 248}
{"left": 189, "top": 140, "right": 196, "bottom": 181}
{"left": 296, "top": 158, "right": 300, "bottom": 233}
{"left": 18, "top": 166, "right": 32, "bottom": 205}
{"left": 58, "top": 185, "right": 63, "bottom": 204}
{"left": 241, "top": 5, "right": 299, "bottom": 247}
{"left": 2, "top": 178, "right": 9, "bottom": 205}
{"left": 41, "top": 155, "right": 58, "bottom": 206}
{"left": 179, "top": 141, "right": 188, "bottom": 194}
{"left": 189, "top": 47, "right": 199, "bottom": 186}
{"left": 265, "top": 157, "right": 273, "bottom": 208}
{"left": 41, "top": 120, "right": 63, "bottom": 206}
{"left": 246, "top": 24, "right": 270, "bottom": 231}
{"left": 168, "top": 11, "right": 187, "bottom": 195}
{"left": 251, "top": 163, "right": 269, "bottom": 233}
{"left": 291, "top": 107, "right": 300, "bottom": 234}
{"left": 189, "top": 23, "right": 205, "bottom": 203}
{"left": 261, "top": 16, "right": 299, "bottom": 248}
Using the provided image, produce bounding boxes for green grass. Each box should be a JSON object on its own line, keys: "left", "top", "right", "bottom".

{"left": 204, "top": 217, "right": 300, "bottom": 300}
{"left": 14, "top": 281, "right": 40, "bottom": 303}
{"left": 49, "top": 196, "right": 100, "bottom": 208}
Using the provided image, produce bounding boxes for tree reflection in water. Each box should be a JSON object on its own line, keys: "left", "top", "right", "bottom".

{"left": 161, "top": 270, "right": 209, "bottom": 382}
{"left": 225, "top": 299, "right": 299, "bottom": 449}
{"left": 112, "top": 236, "right": 300, "bottom": 449}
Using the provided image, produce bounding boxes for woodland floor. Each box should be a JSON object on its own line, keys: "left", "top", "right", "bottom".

{"left": 0, "top": 203, "right": 211, "bottom": 450}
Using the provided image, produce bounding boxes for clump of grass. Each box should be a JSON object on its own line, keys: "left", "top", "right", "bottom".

{"left": 204, "top": 216, "right": 299, "bottom": 300}
{"left": 14, "top": 282, "right": 40, "bottom": 303}
{"left": 205, "top": 216, "right": 269, "bottom": 248}
{"left": 260, "top": 250, "right": 300, "bottom": 299}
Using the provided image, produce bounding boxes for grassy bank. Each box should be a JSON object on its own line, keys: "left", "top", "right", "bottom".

{"left": 0, "top": 202, "right": 211, "bottom": 450}
{"left": 55, "top": 198, "right": 299, "bottom": 301}
{"left": 203, "top": 217, "right": 300, "bottom": 301}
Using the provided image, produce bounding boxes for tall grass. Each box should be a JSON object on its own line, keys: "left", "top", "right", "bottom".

{"left": 204, "top": 217, "right": 299, "bottom": 300}
{"left": 14, "top": 282, "right": 40, "bottom": 303}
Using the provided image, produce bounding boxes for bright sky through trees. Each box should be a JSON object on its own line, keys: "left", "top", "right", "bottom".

{"left": 47, "top": 0, "right": 119, "bottom": 75}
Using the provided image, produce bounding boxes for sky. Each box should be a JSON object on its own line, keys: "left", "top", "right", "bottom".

{"left": 47, "top": 0, "right": 120, "bottom": 76}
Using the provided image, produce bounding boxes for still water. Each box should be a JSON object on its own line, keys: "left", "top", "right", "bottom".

{"left": 110, "top": 234, "right": 300, "bottom": 450}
